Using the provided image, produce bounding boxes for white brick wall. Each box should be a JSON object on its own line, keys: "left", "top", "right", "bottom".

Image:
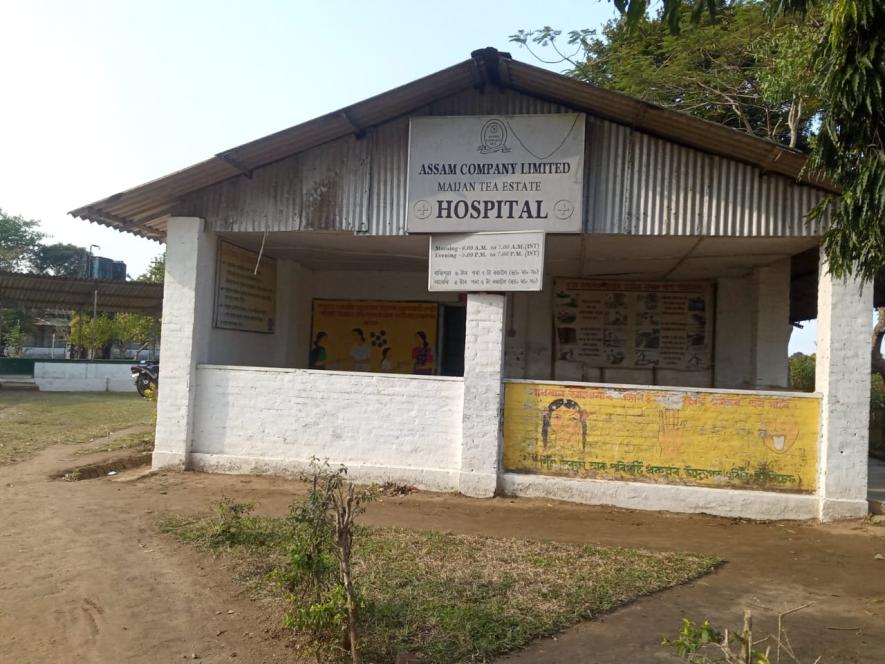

{"left": 460, "top": 293, "right": 506, "bottom": 497}
{"left": 816, "top": 250, "right": 872, "bottom": 519}
{"left": 190, "top": 365, "right": 464, "bottom": 490}
{"left": 34, "top": 362, "right": 135, "bottom": 392}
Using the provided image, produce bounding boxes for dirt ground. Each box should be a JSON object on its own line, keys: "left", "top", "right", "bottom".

{"left": 1, "top": 439, "right": 884, "bottom": 663}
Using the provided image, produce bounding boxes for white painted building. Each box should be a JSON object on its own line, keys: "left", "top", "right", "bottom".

{"left": 72, "top": 49, "right": 872, "bottom": 520}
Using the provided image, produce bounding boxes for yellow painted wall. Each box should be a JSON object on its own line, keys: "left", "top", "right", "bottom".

{"left": 502, "top": 382, "right": 820, "bottom": 493}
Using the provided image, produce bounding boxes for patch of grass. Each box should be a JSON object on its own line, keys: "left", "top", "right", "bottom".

{"left": 159, "top": 511, "right": 720, "bottom": 663}
{"left": 0, "top": 392, "right": 156, "bottom": 465}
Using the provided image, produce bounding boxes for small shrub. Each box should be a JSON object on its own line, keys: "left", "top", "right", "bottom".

{"left": 208, "top": 497, "right": 257, "bottom": 547}
{"left": 664, "top": 609, "right": 819, "bottom": 664}
{"left": 277, "top": 459, "right": 375, "bottom": 663}
{"left": 283, "top": 584, "right": 350, "bottom": 653}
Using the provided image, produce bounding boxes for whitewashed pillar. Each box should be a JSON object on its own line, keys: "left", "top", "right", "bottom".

{"left": 816, "top": 248, "right": 872, "bottom": 520}
{"left": 459, "top": 293, "right": 506, "bottom": 497}
{"left": 751, "top": 258, "right": 791, "bottom": 388}
{"left": 152, "top": 217, "right": 215, "bottom": 470}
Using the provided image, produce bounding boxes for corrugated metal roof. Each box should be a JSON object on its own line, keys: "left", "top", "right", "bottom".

{"left": 0, "top": 272, "right": 163, "bottom": 314}
{"left": 182, "top": 89, "right": 826, "bottom": 238}
{"left": 70, "top": 48, "right": 834, "bottom": 239}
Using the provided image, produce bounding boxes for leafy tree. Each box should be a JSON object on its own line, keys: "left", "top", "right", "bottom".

{"left": 807, "top": 0, "right": 884, "bottom": 282}
{"left": 69, "top": 312, "right": 116, "bottom": 358}
{"left": 32, "top": 243, "right": 86, "bottom": 277}
{"left": 138, "top": 253, "right": 165, "bottom": 283}
{"left": 2, "top": 322, "right": 26, "bottom": 358}
{"left": 788, "top": 352, "right": 815, "bottom": 391}
{"left": 0, "top": 308, "right": 35, "bottom": 354}
{"left": 513, "top": 2, "right": 822, "bottom": 148}
{"left": 514, "top": 0, "right": 884, "bottom": 281}
{"left": 112, "top": 312, "right": 160, "bottom": 357}
{"left": 0, "top": 208, "right": 44, "bottom": 272}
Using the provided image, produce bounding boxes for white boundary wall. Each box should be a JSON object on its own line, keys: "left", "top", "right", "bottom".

{"left": 190, "top": 365, "right": 464, "bottom": 491}
{"left": 34, "top": 362, "right": 134, "bottom": 392}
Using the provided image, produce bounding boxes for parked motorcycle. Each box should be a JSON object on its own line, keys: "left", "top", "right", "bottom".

{"left": 131, "top": 361, "right": 159, "bottom": 398}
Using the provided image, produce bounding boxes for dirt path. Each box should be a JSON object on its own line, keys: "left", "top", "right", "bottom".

{"left": 0, "top": 443, "right": 288, "bottom": 663}
{"left": 1, "top": 442, "right": 883, "bottom": 663}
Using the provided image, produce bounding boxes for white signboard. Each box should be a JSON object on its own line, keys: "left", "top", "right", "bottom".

{"left": 214, "top": 240, "right": 277, "bottom": 333}
{"left": 428, "top": 231, "right": 545, "bottom": 292}
{"left": 407, "top": 114, "right": 585, "bottom": 233}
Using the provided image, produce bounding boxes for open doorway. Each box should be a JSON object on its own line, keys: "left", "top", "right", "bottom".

{"left": 440, "top": 304, "right": 466, "bottom": 377}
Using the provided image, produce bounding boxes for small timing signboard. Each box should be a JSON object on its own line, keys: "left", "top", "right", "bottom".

{"left": 407, "top": 114, "right": 585, "bottom": 233}
{"left": 428, "top": 231, "right": 545, "bottom": 292}
{"left": 213, "top": 240, "right": 277, "bottom": 333}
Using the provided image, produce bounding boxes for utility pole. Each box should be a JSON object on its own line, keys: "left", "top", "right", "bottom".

{"left": 89, "top": 245, "right": 100, "bottom": 359}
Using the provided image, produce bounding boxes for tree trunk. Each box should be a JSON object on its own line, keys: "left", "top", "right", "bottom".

{"left": 334, "top": 486, "right": 361, "bottom": 664}
{"left": 341, "top": 553, "right": 360, "bottom": 664}
{"left": 872, "top": 307, "right": 885, "bottom": 379}
{"left": 787, "top": 98, "right": 803, "bottom": 149}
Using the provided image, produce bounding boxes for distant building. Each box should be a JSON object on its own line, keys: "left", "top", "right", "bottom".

{"left": 76, "top": 252, "right": 127, "bottom": 281}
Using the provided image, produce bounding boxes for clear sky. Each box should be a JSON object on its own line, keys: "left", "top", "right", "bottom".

{"left": 0, "top": 0, "right": 817, "bottom": 353}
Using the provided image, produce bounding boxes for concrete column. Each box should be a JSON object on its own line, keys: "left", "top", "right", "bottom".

{"left": 459, "top": 293, "right": 506, "bottom": 497}
{"left": 285, "top": 261, "right": 316, "bottom": 369}
{"left": 152, "top": 217, "right": 215, "bottom": 470}
{"left": 816, "top": 249, "right": 872, "bottom": 520}
{"left": 751, "top": 258, "right": 791, "bottom": 388}
{"left": 714, "top": 276, "right": 754, "bottom": 389}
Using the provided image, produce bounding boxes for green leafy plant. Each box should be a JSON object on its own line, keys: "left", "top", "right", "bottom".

{"left": 208, "top": 497, "right": 258, "bottom": 548}
{"left": 277, "top": 459, "right": 376, "bottom": 663}
{"left": 112, "top": 312, "right": 160, "bottom": 358}
{"left": 665, "top": 617, "right": 725, "bottom": 659}
{"left": 3, "top": 322, "right": 26, "bottom": 358}
{"left": 664, "top": 609, "right": 821, "bottom": 663}
{"left": 69, "top": 312, "right": 116, "bottom": 358}
{"left": 788, "top": 353, "right": 815, "bottom": 392}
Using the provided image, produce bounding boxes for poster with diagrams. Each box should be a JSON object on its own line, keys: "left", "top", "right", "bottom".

{"left": 552, "top": 278, "right": 713, "bottom": 372}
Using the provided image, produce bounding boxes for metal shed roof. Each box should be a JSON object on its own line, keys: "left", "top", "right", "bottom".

{"left": 70, "top": 47, "right": 833, "bottom": 240}
{"left": 0, "top": 272, "right": 163, "bottom": 314}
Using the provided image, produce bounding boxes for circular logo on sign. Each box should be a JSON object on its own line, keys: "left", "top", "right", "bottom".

{"left": 413, "top": 200, "right": 432, "bottom": 219}
{"left": 478, "top": 119, "right": 510, "bottom": 154}
{"left": 553, "top": 200, "right": 575, "bottom": 220}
